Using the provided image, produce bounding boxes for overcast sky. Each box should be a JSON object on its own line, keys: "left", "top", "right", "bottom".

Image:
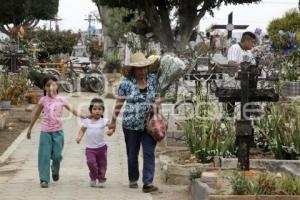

{"left": 44, "top": 0, "right": 298, "bottom": 33}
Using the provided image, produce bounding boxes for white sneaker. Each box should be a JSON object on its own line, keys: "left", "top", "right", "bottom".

{"left": 90, "top": 180, "right": 97, "bottom": 187}
{"left": 97, "top": 181, "right": 105, "bottom": 188}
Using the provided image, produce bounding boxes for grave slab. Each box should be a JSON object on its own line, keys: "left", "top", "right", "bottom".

{"left": 281, "top": 164, "right": 300, "bottom": 177}
{"left": 220, "top": 158, "right": 300, "bottom": 171}
{"left": 191, "top": 179, "right": 216, "bottom": 200}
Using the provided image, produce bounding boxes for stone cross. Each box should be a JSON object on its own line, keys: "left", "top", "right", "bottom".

{"left": 212, "top": 12, "right": 249, "bottom": 39}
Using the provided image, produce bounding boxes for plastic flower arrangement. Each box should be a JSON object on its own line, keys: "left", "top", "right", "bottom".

{"left": 277, "top": 30, "right": 300, "bottom": 55}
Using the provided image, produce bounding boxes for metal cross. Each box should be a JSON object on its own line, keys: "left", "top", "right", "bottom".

{"left": 212, "top": 12, "right": 249, "bottom": 39}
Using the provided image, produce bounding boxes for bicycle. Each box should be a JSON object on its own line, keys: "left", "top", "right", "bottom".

{"left": 79, "top": 62, "right": 106, "bottom": 94}
{"left": 59, "top": 58, "right": 106, "bottom": 94}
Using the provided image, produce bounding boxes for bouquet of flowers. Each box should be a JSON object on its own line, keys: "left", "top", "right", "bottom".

{"left": 146, "top": 53, "right": 193, "bottom": 142}
{"left": 156, "top": 53, "right": 189, "bottom": 97}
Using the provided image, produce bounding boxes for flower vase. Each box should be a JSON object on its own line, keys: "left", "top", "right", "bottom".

{"left": 1, "top": 100, "right": 11, "bottom": 110}
{"left": 282, "top": 81, "right": 300, "bottom": 97}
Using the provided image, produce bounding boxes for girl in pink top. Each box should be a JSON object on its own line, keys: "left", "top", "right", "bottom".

{"left": 27, "top": 76, "right": 86, "bottom": 188}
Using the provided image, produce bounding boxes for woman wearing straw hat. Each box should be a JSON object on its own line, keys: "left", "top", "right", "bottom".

{"left": 108, "top": 52, "right": 161, "bottom": 193}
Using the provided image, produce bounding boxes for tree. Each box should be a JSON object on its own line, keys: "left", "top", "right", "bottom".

{"left": 100, "top": 8, "right": 136, "bottom": 46}
{"left": 24, "top": 29, "right": 79, "bottom": 61}
{"left": 0, "top": 0, "right": 59, "bottom": 35}
{"left": 92, "top": 0, "right": 261, "bottom": 53}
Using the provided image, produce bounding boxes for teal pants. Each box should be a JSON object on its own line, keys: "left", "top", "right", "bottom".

{"left": 38, "top": 130, "right": 64, "bottom": 183}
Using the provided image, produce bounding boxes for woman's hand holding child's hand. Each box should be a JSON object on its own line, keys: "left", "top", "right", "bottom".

{"left": 27, "top": 129, "right": 32, "bottom": 140}
{"left": 82, "top": 114, "right": 91, "bottom": 119}
{"left": 107, "top": 129, "right": 114, "bottom": 136}
{"left": 107, "top": 122, "right": 116, "bottom": 131}
{"left": 76, "top": 137, "right": 81, "bottom": 144}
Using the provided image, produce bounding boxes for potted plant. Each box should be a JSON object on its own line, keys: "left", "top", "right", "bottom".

{"left": 279, "top": 51, "right": 300, "bottom": 97}
{"left": 0, "top": 72, "right": 14, "bottom": 109}
{"left": 0, "top": 71, "right": 33, "bottom": 108}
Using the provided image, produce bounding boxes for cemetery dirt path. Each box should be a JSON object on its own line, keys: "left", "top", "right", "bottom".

{"left": 0, "top": 93, "right": 189, "bottom": 200}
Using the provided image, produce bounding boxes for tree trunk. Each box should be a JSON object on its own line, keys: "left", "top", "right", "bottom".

{"left": 142, "top": 1, "right": 203, "bottom": 54}
{"left": 96, "top": 5, "right": 114, "bottom": 52}
{"left": 94, "top": 1, "right": 205, "bottom": 55}
{"left": 141, "top": 0, "right": 175, "bottom": 52}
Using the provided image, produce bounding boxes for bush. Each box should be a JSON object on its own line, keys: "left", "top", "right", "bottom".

{"left": 231, "top": 172, "right": 300, "bottom": 195}
{"left": 182, "top": 96, "right": 236, "bottom": 163}
{"left": 268, "top": 9, "right": 300, "bottom": 50}
{"left": 0, "top": 71, "right": 33, "bottom": 104}
{"left": 23, "top": 29, "right": 79, "bottom": 61}
{"left": 255, "top": 101, "right": 300, "bottom": 160}
{"left": 231, "top": 173, "right": 255, "bottom": 195}
{"left": 277, "top": 51, "right": 300, "bottom": 81}
{"left": 27, "top": 68, "right": 50, "bottom": 89}
{"left": 276, "top": 175, "right": 300, "bottom": 195}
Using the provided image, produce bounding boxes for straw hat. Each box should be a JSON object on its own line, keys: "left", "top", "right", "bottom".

{"left": 126, "top": 52, "right": 158, "bottom": 67}
{"left": 122, "top": 52, "right": 160, "bottom": 77}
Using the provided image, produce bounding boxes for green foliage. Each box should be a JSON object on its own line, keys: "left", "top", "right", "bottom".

{"left": 0, "top": 0, "right": 59, "bottom": 26}
{"left": 24, "top": 29, "right": 79, "bottom": 60}
{"left": 276, "top": 175, "right": 300, "bottom": 195}
{"left": 231, "top": 173, "right": 255, "bottom": 195}
{"left": 268, "top": 9, "right": 300, "bottom": 49}
{"left": 255, "top": 172, "right": 277, "bottom": 195}
{"left": 278, "top": 51, "right": 300, "bottom": 81}
{"left": 100, "top": 7, "right": 136, "bottom": 45}
{"left": 189, "top": 167, "right": 202, "bottom": 180}
{"left": 165, "top": 92, "right": 177, "bottom": 103}
{"left": 255, "top": 102, "right": 300, "bottom": 159}
{"left": 0, "top": 72, "right": 14, "bottom": 100}
{"left": 28, "top": 68, "right": 48, "bottom": 89}
{"left": 183, "top": 96, "right": 236, "bottom": 163}
{"left": 231, "top": 172, "right": 300, "bottom": 195}
{"left": 103, "top": 51, "right": 121, "bottom": 73}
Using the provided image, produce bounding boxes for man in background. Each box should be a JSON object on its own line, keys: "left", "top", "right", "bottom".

{"left": 228, "top": 31, "right": 257, "bottom": 66}
{"left": 226, "top": 32, "right": 257, "bottom": 116}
